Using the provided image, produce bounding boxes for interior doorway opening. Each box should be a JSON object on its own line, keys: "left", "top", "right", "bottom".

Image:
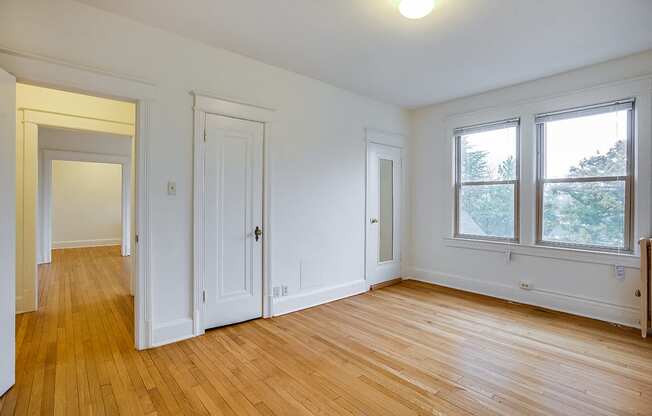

{"left": 38, "top": 128, "right": 133, "bottom": 262}
{"left": 15, "top": 82, "right": 137, "bottom": 334}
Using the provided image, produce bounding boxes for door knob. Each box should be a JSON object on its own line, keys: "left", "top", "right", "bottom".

{"left": 254, "top": 226, "right": 263, "bottom": 242}
{"left": 370, "top": 218, "right": 379, "bottom": 224}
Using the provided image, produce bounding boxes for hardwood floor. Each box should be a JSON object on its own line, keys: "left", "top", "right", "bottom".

{"left": 2, "top": 246, "right": 652, "bottom": 415}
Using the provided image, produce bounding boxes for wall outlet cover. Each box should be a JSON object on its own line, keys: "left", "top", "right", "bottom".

{"left": 615, "top": 265, "right": 626, "bottom": 281}
{"left": 167, "top": 181, "right": 177, "bottom": 196}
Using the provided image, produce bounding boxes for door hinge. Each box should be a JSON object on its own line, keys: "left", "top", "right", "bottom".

{"left": 203, "top": 130, "right": 207, "bottom": 142}
{"left": 135, "top": 234, "right": 139, "bottom": 244}
{"left": 202, "top": 290, "right": 206, "bottom": 303}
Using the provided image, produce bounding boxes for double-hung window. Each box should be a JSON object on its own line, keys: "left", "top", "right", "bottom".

{"left": 454, "top": 118, "right": 520, "bottom": 241}
{"left": 535, "top": 100, "right": 634, "bottom": 252}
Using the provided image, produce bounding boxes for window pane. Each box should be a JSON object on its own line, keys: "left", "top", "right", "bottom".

{"left": 378, "top": 159, "right": 394, "bottom": 262}
{"left": 544, "top": 110, "right": 628, "bottom": 179}
{"left": 459, "top": 183, "right": 515, "bottom": 239}
{"left": 460, "top": 126, "right": 517, "bottom": 182}
{"left": 541, "top": 181, "right": 625, "bottom": 248}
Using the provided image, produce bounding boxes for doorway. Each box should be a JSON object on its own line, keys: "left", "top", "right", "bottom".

{"left": 366, "top": 141, "right": 403, "bottom": 285}
{"left": 1, "top": 63, "right": 153, "bottom": 397}
{"left": 15, "top": 84, "right": 136, "bottom": 316}
{"left": 39, "top": 137, "right": 133, "bottom": 264}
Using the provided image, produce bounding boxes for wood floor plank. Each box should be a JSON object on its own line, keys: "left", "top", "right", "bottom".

{"left": 2, "top": 247, "right": 652, "bottom": 415}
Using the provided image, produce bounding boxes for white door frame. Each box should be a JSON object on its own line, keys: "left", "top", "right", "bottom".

{"left": 18, "top": 109, "right": 135, "bottom": 312}
{"left": 192, "top": 92, "right": 274, "bottom": 336}
{"left": 1, "top": 49, "right": 155, "bottom": 350}
{"left": 40, "top": 149, "right": 131, "bottom": 263}
{"left": 365, "top": 128, "right": 406, "bottom": 285}
{"left": 0, "top": 66, "right": 16, "bottom": 397}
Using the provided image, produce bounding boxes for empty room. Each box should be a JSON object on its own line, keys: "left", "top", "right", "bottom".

{"left": 0, "top": 0, "right": 651, "bottom": 415}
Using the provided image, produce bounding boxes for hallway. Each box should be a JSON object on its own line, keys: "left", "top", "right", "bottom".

{"left": 3, "top": 247, "right": 133, "bottom": 415}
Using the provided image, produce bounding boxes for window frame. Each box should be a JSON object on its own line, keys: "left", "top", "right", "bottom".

{"left": 454, "top": 118, "right": 521, "bottom": 243}
{"left": 535, "top": 99, "right": 635, "bottom": 253}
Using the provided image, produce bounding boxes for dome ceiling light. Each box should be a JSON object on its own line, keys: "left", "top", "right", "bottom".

{"left": 398, "top": 0, "right": 435, "bottom": 19}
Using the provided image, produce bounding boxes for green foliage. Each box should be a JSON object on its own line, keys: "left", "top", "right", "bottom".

{"left": 543, "top": 140, "right": 626, "bottom": 247}
{"left": 459, "top": 140, "right": 514, "bottom": 238}
{"left": 460, "top": 139, "right": 626, "bottom": 247}
{"left": 569, "top": 140, "right": 626, "bottom": 178}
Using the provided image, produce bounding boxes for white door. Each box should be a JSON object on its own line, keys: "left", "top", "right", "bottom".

{"left": 204, "top": 114, "right": 263, "bottom": 329}
{"left": 366, "top": 143, "right": 401, "bottom": 285}
{"left": 0, "top": 67, "right": 16, "bottom": 395}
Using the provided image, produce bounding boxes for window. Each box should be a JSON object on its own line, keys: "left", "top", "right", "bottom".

{"left": 454, "top": 118, "right": 520, "bottom": 241}
{"left": 536, "top": 100, "right": 634, "bottom": 252}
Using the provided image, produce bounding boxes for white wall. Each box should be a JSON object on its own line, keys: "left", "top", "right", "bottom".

{"left": 38, "top": 127, "right": 133, "bottom": 252}
{"left": 51, "top": 160, "right": 123, "bottom": 248}
{"left": 0, "top": 0, "right": 409, "bottom": 345}
{"left": 408, "top": 51, "right": 652, "bottom": 327}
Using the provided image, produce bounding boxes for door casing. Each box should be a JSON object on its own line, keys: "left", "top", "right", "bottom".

{"left": 0, "top": 66, "right": 16, "bottom": 397}
{"left": 0, "top": 50, "right": 155, "bottom": 350}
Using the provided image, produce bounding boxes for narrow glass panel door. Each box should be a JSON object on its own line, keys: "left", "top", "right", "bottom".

{"left": 366, "top": 142, "right": 401, "bottom": 285}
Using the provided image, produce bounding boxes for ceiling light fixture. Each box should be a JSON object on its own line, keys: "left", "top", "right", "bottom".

{"left": 398, "top": 0, "right": 435, "bottom": 19}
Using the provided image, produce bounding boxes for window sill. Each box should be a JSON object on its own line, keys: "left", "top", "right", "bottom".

{"left": 443, "top": 237, "right": 640, "bottom": 268}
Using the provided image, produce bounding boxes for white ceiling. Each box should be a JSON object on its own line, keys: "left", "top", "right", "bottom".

{"left": 74, "top": 0, "right": 652, "bottom": 108}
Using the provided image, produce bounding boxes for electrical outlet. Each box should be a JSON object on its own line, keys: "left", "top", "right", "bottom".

{"left": 615, "top": 265, "right": 626, "bottom": 281}
{"left": 282, "top": 285, "right": 289, "bottom": 296}
{"left": 167, "top": 181, "right": 177, "bottom": 196}
{"left": 272, "top": 287, "right": 280, "bottom": 298}
{"left": 519, "top": 281, "right": 533, "bottom": 290}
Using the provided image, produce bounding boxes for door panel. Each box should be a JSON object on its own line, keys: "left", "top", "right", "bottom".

{"left": 205, "top": 114, "right": 263, "bottom": 329}
{"left": 0, "top": 67, "right": 16, "bottom": 396}
{"left": 366, "top": 143, "right": 401, "bottom": 285}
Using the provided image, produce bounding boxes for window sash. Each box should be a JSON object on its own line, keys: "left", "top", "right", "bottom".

{"left": 536, "top": 103, "right": 634, "bottom": 252}
{"left": 535, "top": 99, "right": 634, "bottom": 124}
{"left": 454, "top": 119, "right": 520, "bottom": 242}
{"left": 454, "top": 117, "right": 520, "bottom": 136}
{"left": 455, "top": 181, "right": 519, "bottom": 241}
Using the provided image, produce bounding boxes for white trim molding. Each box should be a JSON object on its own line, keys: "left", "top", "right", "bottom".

{"left": 151, "top": 318, "right": 194, "bottom": 348}
{"left": 405, "top": 268, "right": 639, "bottom": 329}
{"left": 365, "top": 127, "right": 407, "bottom": 148}
{"left": 192, "top": 92, "right": 275, "bottom": 337}
{"left": 272, "top": 280, "right": 369, "bottom": 317}
{"left": 135, "top": 100, "right": 153, "bottom": 350}
{"left": 0, "top": 45, "right": 157, "bottom": 87}
{"left": 39, "top": 149, "right": 131, "bottom": 264}
{"left": 444, "top": 238, "right": 640, "bottom": 268}
{"left": 53, "top": 239, "right": 121, "bottom": 249}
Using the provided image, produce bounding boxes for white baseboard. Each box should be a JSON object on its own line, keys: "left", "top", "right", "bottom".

{"left": 406, "top": 266, "right": 638, "bottom": 329}
{"left": 151, "top": 318, "right": 194, "bottom": 348}
{"left": 53, "top": 238, "right": 121, "bottom": 249}
{"left": 273, "top": 279, "right": 369, "bottom": 317}
{"left": 15, "top": 295, "right": 25, "bottom": 315}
